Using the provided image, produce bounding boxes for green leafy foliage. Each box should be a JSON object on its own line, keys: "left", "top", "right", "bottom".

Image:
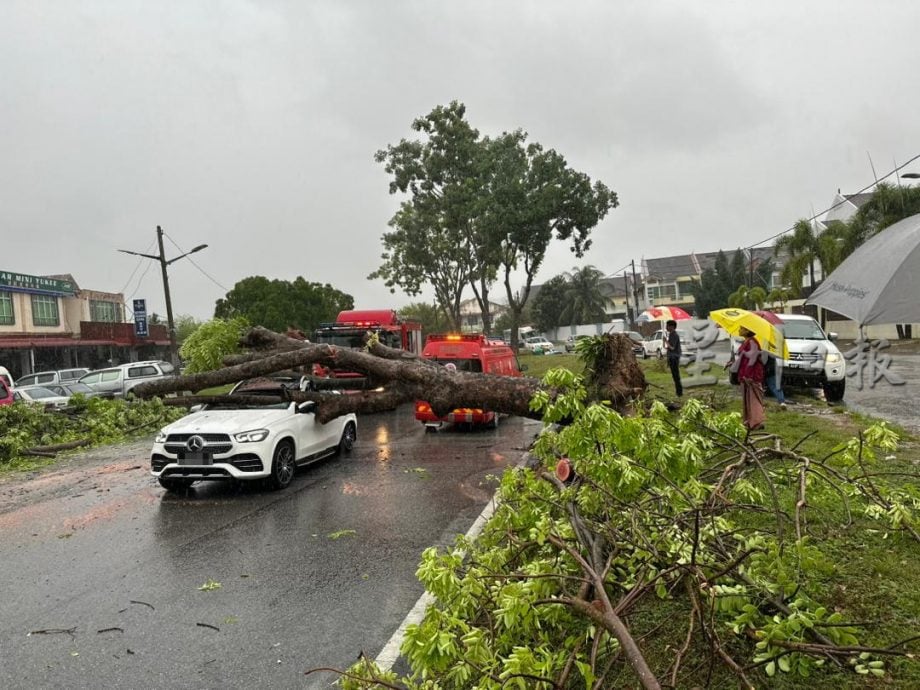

{"left": 179, "top": 317, "right": 249, "bottom": 374}
{"left": 689, "top": 249, "right": 772, "bottom": 318}
{"left": 0, "top": 397, "right": 184, "bottom": 467}
{"left": 213, "top": 275, "right": 353, "bottom": 335}
{"left": 530, "top": 274, "right": 570, "bottom": 332}
{"left": 339, "top": 374, "right": 918, "bottom": 689}
{"left": 398, "top": 302, "right": 453, "bottom": 341}
{"left": 372, "top": 100, "right": 618, "bottom": 337}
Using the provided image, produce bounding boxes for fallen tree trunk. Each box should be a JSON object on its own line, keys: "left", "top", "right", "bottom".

{"left": 134, "top": 328, "right": 646, "bottom": 424}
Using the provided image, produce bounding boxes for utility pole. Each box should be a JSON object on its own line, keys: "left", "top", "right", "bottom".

{"left": 630, "top": 260, "right": 641, "bottom": 317}
{"left": 119, "top": 226, "right": 207, "bottom": 366}
{"left": 748, "top": 248, "right": 755, "bottom": 287}
{"left": 622, "top": 272, "right": 632, "bottom": 324}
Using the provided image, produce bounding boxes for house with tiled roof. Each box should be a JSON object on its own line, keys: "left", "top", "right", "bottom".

{"left": 821, "top": 191, "right": 874, "bottom": 225}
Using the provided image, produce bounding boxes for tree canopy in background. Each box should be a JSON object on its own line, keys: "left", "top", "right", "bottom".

{"left": 689, "top": 249, "right": 771, "bottom": 318}
{"left": 530, "top": 275, "right": 570, "bottom": 333}
{"left": 559, "top": 265, "right": 607, "bottom": 326}
{"left": 372, "top": 101, "right": 618, "bottom": 347}
{"left": 397, "top": 301, "right": 452, "bottom": 340}
{"left": 371, "top": 102, "right": 486, "bottom": 331}
{"left": 213, "top": 276, "right": 353, "bottom": 336}
{"left": 173, "top": 314, "right": 202, "bottom": 344}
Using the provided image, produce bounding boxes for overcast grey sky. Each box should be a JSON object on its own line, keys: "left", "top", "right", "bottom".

{"left": 3, "top": 1, "right": 919, "bottom": 322}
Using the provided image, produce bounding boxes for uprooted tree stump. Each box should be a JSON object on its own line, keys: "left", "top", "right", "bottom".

{"left": 132, "top": 328, "right": 647, "bottom": 424}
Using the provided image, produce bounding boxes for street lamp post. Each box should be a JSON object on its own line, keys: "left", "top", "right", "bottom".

{"left": 118, "top": 226, "right": 207, "bottom": 366}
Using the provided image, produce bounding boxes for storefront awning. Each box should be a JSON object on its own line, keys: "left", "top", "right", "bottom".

{"left": 0, "top": 336, "right": 171, "bottom": 349}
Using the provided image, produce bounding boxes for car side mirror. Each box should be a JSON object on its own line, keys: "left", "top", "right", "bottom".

{"left": 190, "top": 404, "right": 204, "bottom": 413}
{"left": 827, "top": 332, "right": 838, "bottom": 341}
{"left": 297, "top": 401, "right": 316, "bottom": 414}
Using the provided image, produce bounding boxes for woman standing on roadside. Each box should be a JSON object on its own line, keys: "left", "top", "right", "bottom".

{"left": 735, "top": 327, "right": 766, "bottom": 430}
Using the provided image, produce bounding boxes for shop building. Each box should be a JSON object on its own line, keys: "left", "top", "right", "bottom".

{"left": 0, "top": 270, "right": 169, "bottom": 379}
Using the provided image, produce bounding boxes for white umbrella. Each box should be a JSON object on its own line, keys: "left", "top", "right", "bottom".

{"left": 806, "top": 212, "right": 920, "bottom": 325}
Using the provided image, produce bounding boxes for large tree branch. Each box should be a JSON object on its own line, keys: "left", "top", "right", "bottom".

{"left": 134, "top": 331, "right": 556, "bottom": 423}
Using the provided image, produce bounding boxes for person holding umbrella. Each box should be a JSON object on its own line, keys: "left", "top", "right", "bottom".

{"left": 734, "top": 327, "right": 766, "bottom": 430}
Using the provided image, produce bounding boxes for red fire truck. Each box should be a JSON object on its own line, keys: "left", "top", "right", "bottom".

{"left": 414, "top": 333, "right": 523, "bottom": 428}
{"left": 312, "top": 309, "right": 423, "bottom": 379}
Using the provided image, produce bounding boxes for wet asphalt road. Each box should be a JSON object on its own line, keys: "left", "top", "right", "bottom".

{"left": 0, "top": 405, "right": 542, "bottom": 689}
{"left": 837, "top": 351, "right": 920, "bottom": 432}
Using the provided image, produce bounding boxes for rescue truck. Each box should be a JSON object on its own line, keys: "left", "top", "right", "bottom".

{"left": 414, "top": 333, "right": 523, "bottom": 428}
{"left": 312, "top": 309, "right": 422, "bottom": 380}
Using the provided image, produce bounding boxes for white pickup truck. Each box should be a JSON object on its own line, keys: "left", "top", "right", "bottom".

{"left": 776, "top": 313, "right": 846, "bottom": 401}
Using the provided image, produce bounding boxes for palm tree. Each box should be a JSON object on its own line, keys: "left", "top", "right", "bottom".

{"left": 766, "top": 286, "right": 794, "bottom": 310}
{"left": 559, "top": 265, "right": 607, "bottom": 325}
{"left": 774, "top": 219, "right": 830, "bottom": 295}
{"left": 727, "top": 286, "right": 767, "bottom": 310}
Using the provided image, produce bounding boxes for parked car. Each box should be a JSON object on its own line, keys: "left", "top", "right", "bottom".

{"left": 564, "top": 335, "right": 591, "bottom": 352}
{"left": 641, "top": 329, "right": 697, "bottom": 360}
{"left": 150, "top": 377, "right": 358, "bottom": 493}
{"left": 79, "top": 360, "right": 175, "bottom": 398}
{"left": 0, "top": 365, "right": 13, "bottom": 389}
{"left": 12, "top": 385, "right": 71, "bottom": 410}
{"left": 15, "top": 368, "right": 90, "bottom": 387}
{"left": 43, "top": 382, "right": 103, "bottom": 399}
{"left": 0, "top": 379, "right": 13, "bottom": 406}
{"left": 624, "top": 331, "right": 645, "bottom": 357}
{"left": 523, "top": 336, "right": 557, "bottom": 354}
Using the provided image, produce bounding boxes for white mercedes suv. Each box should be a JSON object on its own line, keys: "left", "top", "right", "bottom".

{"left": 150, "top": 377, "right": 357, "bottom": 492}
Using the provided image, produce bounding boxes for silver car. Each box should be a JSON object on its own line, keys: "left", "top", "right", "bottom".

{"left": 12, "top": 385, "right": 71, "bottom": 410}
{"left": 79, "top": 360, "right": 175, "bottom": 398}
{"left": 15, "top": 368, "right": 90, "bottom": 387}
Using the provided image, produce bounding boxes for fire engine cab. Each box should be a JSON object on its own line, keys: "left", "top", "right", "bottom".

{"left": 414, "top": 333, "right": 523, "bottom": 428}
{"left": 313, "top": 309, "right": 422, "bottom": 380}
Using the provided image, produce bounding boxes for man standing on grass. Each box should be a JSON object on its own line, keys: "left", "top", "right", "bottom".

{"left": 665, "top": 319, "right": 683, "bottom": 397}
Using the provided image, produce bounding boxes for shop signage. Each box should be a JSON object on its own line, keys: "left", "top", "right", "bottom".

{"left": 0, "top": 271, "right": 75, "bottom": 295}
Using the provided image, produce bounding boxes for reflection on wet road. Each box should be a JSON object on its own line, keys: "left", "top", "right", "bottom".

{"left": 0, "top": 405, "right": 541, "bottom": 689}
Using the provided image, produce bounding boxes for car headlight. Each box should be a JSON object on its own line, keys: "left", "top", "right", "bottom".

{"left": 826, "top": 353, "right": 843, "bottom": 364}
{"left": 234, "top": 429, "right": 270, "bottom": 443}
{"left": 155, "top": 430, "right": 168, "bottom": 443}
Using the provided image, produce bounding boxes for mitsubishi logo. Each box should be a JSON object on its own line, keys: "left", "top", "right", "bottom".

{"left": 186, "top": 435, "right": 205, "bottom": 452}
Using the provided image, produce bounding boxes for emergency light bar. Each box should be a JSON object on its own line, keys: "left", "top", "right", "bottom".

{"left": 427, "top": 333, "right": 488, "bottom": 344}
{"left": 338, "top": 320, "right": 382, "bottom": 328}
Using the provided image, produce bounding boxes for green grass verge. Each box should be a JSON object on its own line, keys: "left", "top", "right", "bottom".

{"left": 528, "top": 352, "right": 920, "bottom": 687}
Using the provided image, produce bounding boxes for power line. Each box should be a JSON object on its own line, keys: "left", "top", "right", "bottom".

{"left": 123, "top": 258, "right": 156, "bottom": 317}
{"left": 117, "top": 239, "right": 156, "bottom": 296}
{"left": 164, "top": 230, "right": 229, "bottom": 292}
{"left": 603, "top": 261, "right": 634, "bottom": 279}
{"left": 745, "top": 151, "right": 920, "bottom": 250}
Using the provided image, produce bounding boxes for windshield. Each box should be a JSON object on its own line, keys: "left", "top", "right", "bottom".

{"left": 315, "top": 328, "right": 402, "bottom": 349}
{"left": 67, "top": 383, "right": 95, "bottom": 394}
{"left": 430, "top": 358, "right": 483, "bottom": 373}
{"left": 781, "top": 319, "right": 826, "bottom": 340}
{"left": 25, "top": 387, "right": 56, "bottom": 399}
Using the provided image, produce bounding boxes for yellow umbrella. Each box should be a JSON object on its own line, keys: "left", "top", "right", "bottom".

{"left": 708, "top": 308, "right": 789, "bottom": 359}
